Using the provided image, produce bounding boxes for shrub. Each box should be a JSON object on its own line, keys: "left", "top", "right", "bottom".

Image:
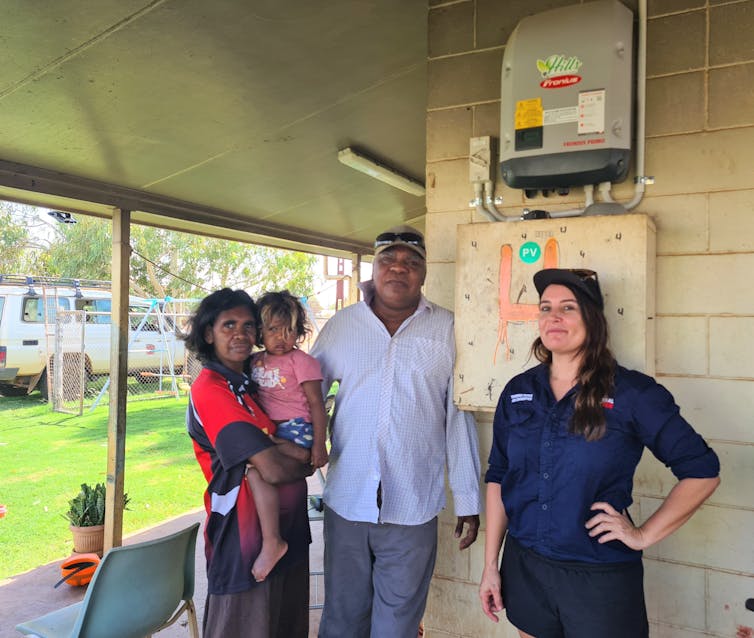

{"left": 63, "top": 483, "right": 130, "bottom": 527}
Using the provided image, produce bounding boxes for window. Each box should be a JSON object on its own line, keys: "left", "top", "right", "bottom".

{"left": 92, "top": 299, "right": 111, "bottom": 324}
{"left": 22, "top": 297, "right": 70, "bottom": 323}
{"left": 75, "top": 298, "right": 112, "bottom": 324}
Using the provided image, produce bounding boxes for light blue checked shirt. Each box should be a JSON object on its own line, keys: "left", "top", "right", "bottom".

{"left": 310, "top": 282, "right": 481, "bottom": 525}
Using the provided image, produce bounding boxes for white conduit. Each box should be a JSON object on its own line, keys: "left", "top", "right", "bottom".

{"left": 622, "top": 0, "right": 648, "bottom": 211}
{"left": 484, "top": 180, "right": 518, "bottom": 222}
{"left": 472, "top": 181, "right": 498, "bottom": 222}
{"left": 596, "top": 0, "right": 648, "bottom": 211}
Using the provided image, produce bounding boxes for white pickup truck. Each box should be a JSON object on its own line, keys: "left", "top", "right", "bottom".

{"left": 0, "top": 275, "right": 186, "bottom": 399}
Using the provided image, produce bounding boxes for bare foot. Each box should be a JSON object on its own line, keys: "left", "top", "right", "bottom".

{"left": 251, "top": 539, "right": 288, "bottom": 582}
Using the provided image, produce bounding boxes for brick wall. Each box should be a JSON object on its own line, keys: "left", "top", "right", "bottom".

{"left": 423, "top": 1, "right": 754, "bottom": 636}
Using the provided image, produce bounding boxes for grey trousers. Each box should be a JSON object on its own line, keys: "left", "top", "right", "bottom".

{"left": 318, "top": 506, "right": 438, "bottom": 638}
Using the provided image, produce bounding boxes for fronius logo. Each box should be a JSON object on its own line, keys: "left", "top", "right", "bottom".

{"left": 536, "top": 54, "right": 583, "bottom": 89}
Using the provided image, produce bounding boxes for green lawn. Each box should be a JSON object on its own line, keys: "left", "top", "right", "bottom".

{"left": 0, "top": 393, "right": 206, "bottom": 580}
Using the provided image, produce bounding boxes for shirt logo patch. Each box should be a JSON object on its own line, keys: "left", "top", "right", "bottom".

{"left": 511, "top": 393, "right": 534, "bottom": 403}
{"left": 601, "top": 397, "right": 614, "bottom": 409}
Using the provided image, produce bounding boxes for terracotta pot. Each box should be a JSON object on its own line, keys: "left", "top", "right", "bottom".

{"left": 69, "top": 524, "right": 105, "bottom": 556}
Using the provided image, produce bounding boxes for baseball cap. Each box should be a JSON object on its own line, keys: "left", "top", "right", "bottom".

{"left": 373, "top": 225, "right": 426, "bottom": 260}
{"left": 533, "top": 268, "right": 604, "bottom": 309}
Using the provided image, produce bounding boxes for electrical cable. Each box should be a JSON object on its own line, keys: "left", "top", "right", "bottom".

{"left": 132, "top": 249, "right": 342, "bottom": 300}
{"left": 130, "top": 247, "right": 212, "bottom": 293}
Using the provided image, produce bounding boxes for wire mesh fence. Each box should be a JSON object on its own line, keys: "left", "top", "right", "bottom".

{"left": 49, "top": 303, "right": 197, "bottom": 415}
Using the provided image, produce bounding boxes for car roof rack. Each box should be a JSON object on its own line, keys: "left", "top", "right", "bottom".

{"left": 0, "top": 275, "right": 112, "bottom": 297}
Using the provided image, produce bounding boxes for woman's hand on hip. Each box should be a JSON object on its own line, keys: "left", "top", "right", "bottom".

{"left": 586, "top": 502, "right": 647, "bottom": 550}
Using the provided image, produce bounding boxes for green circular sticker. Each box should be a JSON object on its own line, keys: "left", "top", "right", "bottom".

{"left": 519, "top": 241, "right": 541, "bottom": 264}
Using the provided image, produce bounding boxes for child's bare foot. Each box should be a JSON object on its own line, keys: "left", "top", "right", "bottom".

{"left": 251, "top": 539, "right": 288, "bottom": 582}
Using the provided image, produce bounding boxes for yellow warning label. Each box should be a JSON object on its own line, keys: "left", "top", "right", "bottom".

{"left": 514, "top": 98, "right": 544, "bottom": 130}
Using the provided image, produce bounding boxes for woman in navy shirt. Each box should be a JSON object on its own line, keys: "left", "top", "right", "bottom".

{"left": 479, "top": 268, "right": 720, "bottom": 638}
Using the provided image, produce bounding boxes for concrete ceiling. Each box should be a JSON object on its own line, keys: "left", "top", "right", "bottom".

{"left": 0, "top": 1, "right": 428, "bottom": 257}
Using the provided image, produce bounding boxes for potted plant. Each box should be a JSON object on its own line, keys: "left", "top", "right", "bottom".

{"left": 64, "top": 482, "right": 129, "bottom": 555}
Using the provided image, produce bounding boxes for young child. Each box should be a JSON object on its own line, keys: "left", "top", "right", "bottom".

{"left": 246, "top": 290, "right": 328, "bottom": 582}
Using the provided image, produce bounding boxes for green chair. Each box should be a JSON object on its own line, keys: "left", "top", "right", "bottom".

{"left": 16, "top": 523, "right": 200, "bottom": 638}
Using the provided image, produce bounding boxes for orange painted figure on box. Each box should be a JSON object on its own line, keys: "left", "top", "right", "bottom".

{"left": 494, "top": 238, "right": 559, "bottom": 363}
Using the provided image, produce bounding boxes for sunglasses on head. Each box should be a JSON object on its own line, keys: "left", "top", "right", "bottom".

{"left": 374, "top": 231, "right": 425, "bottom": 249}
{"left": 568, "top": 268, "right": 599, "bottom": 283}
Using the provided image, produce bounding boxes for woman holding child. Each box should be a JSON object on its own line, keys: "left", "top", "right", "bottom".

{"left": 184, "top": 288, "right": 314, "bottom": 638}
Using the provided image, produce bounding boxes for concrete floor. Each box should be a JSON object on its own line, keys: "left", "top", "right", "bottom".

{"left": 0, "top": 476, "right": 324, "bottom": 638}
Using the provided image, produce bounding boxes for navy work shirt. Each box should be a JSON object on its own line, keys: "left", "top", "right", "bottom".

{"left": 486, "top": 363, "right": 719, "bottom": 564}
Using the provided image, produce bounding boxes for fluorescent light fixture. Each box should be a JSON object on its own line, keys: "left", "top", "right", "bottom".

{"left": 337, "top": 147, "right": 425, "bottom": 197}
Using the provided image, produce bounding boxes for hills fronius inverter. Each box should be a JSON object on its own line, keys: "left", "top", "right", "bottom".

{"left": 500, "top": 0, "right": 634, "bottom": 190}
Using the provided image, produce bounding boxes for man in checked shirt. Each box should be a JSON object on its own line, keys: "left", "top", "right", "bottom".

{"left": 311, "top": 225, "right": 482, "bottom": 638}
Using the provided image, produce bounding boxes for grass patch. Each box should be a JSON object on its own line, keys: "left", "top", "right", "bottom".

{"left": 0, "top": 393, "right": 205, "bottom": 580}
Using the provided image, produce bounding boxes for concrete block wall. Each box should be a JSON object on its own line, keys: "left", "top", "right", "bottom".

{"left": 424, "top": 1, "right": 754, "bottom": 636}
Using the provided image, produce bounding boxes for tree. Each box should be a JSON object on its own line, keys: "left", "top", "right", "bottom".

{"left": 0, "top": 202, "right": 55, "bottom": 274}
{"left": 36, "top": 214, "right": 318, "bottom": 299}
{"left": 44, "top": 216, "right": 111, "bottom": 281}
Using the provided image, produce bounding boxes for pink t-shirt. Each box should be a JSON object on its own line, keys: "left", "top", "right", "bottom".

{"left": 250, "top": 348, "right": 323, "bottom": 421}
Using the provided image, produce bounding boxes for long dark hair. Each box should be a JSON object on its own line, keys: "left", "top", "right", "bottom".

{"left": 183, "top": 288, "right": 258, "bottom": 364}
{"left": 532, "top": 286, "right": 616, "bottom": 441}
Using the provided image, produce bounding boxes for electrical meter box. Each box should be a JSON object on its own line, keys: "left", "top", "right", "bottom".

{"left": 500, "top": 0, "right": 634, "bottom": 190}
{"left": 454, "top": 214, "right": 655, "bottom": 411}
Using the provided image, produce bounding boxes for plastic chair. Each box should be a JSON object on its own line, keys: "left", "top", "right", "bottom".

{"left": 16, "top": 523, "right": 200, "bottom": 638}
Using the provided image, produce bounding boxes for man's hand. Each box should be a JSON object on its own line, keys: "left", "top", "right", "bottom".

{"left": 454, "top": 515, "right": 480, "bottom": 550}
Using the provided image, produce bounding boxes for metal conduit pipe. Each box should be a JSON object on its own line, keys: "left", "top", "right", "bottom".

{"left": 598, "top": 181, "right": 616, "bottom": 203}
{"left": 622, "top": 0, "right": 648, "bottom": 211}
{"left": 471, "top": 181, "right": 498, "bottom": 222}
{"left": 584, "top": 183, "right": 595, "bottom": 208}
{"left": 483, "top": 180, "right": 517, "bottom": 222}
{"left": 597, "top": 0, "right": 648, "bottom": 210}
